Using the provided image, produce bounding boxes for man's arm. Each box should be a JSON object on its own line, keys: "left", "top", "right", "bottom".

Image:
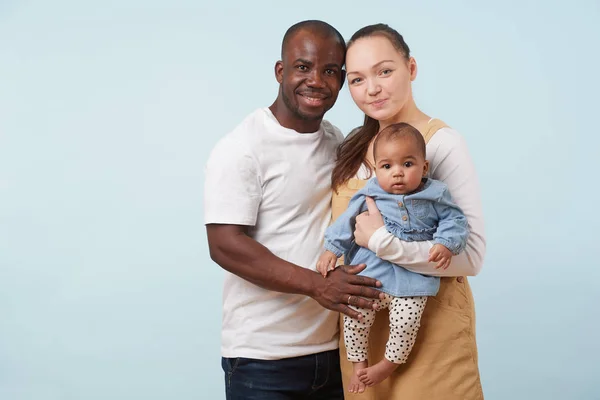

{"left": 207, "top": 224, "right": 383, "bottom": 320}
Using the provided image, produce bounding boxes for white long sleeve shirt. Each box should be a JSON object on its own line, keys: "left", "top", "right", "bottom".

{"left": 361, "top": 126, "right": 486, "bottom": 277}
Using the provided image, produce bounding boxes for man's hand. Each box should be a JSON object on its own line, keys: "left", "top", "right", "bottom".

{"left": 429, "top": 244, "right": 453, "bottom": 270}
{"left": 311, "top": 264, "right": 384, "bottom": 320}
{"left": 354, "top": 197, "right": 385, "bottom": 248}
{"left": 316, "top": 251, "right": 338, "bottom": 277}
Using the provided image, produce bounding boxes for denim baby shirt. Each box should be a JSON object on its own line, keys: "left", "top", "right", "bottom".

{"left": 324, "top": 178, "right": 469, "bottom": 297}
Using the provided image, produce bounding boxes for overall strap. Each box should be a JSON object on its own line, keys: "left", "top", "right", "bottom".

{"left": 422, "top": 118, "right": 449, "bottom": 144}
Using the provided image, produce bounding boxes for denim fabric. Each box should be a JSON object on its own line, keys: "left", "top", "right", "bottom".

{"left": 222, "top": 349, "right": 343, "bottom": 400}
{"left": 324, "top": 178, "right": 468, "bottom": 297}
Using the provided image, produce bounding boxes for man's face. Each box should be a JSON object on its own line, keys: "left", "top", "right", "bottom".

{"left": 276, "top": 31, "right": 345, "bottom": 124}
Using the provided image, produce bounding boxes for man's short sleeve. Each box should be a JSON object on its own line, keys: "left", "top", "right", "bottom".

{"left": 204, "top": 137, "right": 262, "bottom": 226}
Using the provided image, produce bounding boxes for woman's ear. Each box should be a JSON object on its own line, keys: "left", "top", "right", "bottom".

{"left": 409, "top": 57, "right": 418, "bottom": 81}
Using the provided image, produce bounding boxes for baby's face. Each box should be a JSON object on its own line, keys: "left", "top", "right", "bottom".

{"left": 374, "top": 138, "right": 428, "bottom": 195}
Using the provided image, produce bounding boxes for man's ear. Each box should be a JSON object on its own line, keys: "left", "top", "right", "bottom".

{"left": 274, "top": 61, "right": 284, "bottom": 83}
{"left": 340, "top": 69, "right": 346, "bottom": 89}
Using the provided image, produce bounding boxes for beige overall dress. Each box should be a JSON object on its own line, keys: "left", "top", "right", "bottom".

{"left": 332, "top": 120, "right": 484, "bottom": 400}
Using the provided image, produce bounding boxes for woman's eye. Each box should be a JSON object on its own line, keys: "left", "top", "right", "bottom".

{"left": 350, "top": 77, "right": 362, "bottom": 84}
{"left": 380, "top": 69, "right": 392, "bottom": 76}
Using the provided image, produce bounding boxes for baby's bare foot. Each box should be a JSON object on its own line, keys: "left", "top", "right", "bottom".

{"left": 357, "top": 358, "right": 398, "bottom": 387}
{"left": 349, "top": 361, "right": 368, "bottom": 393}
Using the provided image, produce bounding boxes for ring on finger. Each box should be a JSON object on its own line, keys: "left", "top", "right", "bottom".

{"left": 347, "top": 295, "right": 353, "bottom": 305}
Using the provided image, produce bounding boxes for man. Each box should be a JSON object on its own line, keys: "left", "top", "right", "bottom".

{"left": 205, "top": 20, "right": 383, "bottom": 399}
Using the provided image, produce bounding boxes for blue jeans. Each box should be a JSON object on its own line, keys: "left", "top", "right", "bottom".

{"left": 222, "top": 349, "right": 343, "bottom": 400}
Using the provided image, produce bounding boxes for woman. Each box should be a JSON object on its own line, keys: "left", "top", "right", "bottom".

{"left": 331, "top": 24, "right": 486, "bottom": 399}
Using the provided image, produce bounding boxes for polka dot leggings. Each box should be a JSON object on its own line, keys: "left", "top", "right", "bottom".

{"left": 343, "top": 294, "right": 428, "bottom": 364}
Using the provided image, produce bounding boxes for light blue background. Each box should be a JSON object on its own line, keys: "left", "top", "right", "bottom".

{"left": 1, "top": 1, "right": 599, "bottom": 399}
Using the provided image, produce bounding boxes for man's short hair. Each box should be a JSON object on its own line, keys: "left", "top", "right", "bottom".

{"left": 281, "top": 20, "right": 346, "bottom": 60}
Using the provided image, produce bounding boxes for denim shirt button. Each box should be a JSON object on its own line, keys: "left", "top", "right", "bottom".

{"left": 398, "top": 201, "right": 404, "bottom": 207}
{"left": 402, "top": 215, "right": 408, "bottom": 221}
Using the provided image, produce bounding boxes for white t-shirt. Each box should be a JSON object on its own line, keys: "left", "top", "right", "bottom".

{"left": 204, "top": 108, "right": 344, "bottom": 360}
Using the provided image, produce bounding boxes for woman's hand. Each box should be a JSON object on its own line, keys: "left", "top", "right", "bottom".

{"left": 354, "top": 197, "right": 385, "bottom": 248}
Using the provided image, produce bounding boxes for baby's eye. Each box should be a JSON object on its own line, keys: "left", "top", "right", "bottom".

{"left": 383, "top": 164, "right": 391, "bottom": 169}
{"left": 403, "top": 162, "right": 413, "bottom": 167}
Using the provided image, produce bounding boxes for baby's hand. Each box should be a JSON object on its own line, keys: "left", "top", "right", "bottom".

{"left": 316, "top": 251, "right": 338, "bottom": 277}
{"left": 429, "top": 244, "right": 453, "bottom": 270}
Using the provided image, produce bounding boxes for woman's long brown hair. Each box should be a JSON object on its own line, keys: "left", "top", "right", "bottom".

{"left": 331, "top": 24, "right": 412, "bottom": 191}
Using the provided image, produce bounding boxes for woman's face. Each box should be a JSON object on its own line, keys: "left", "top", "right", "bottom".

{"left": 346, "top": 36, "right": 417, "bottom": 124}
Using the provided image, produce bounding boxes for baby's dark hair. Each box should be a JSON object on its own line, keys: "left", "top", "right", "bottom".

{"left": 373, "top": 122, "right": 426, "bottom": 161}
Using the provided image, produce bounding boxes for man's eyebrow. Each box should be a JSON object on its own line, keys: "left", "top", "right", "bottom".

{"left": 294, "top": 58, "right": 313, "bottom": 65}
{"left": 347, "top": 60, "right": 395, "bottom": 75}
{"left": 324, "top": 63, "right": 341, "bottom": 69}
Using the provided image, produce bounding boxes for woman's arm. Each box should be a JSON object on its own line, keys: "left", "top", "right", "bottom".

{"left": 354, "top": 128, "right": 486, "bottom": 277}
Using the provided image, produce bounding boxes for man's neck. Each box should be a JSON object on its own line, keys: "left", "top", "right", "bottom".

{"left": 269, "top": 100, "right": 322, "bottom": 134}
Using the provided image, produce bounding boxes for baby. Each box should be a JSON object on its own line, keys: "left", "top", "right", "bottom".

{"left": 317, "top": 122, "right": 469, "bottom": 392}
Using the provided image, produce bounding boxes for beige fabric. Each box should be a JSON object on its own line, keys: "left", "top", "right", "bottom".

{"left": 332, "top": 119, "right": 484, "bottom": 399}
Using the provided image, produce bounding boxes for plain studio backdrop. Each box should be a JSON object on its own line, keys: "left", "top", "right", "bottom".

{"left": 1, "top": 0, "right": 599, "bottom": 399}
